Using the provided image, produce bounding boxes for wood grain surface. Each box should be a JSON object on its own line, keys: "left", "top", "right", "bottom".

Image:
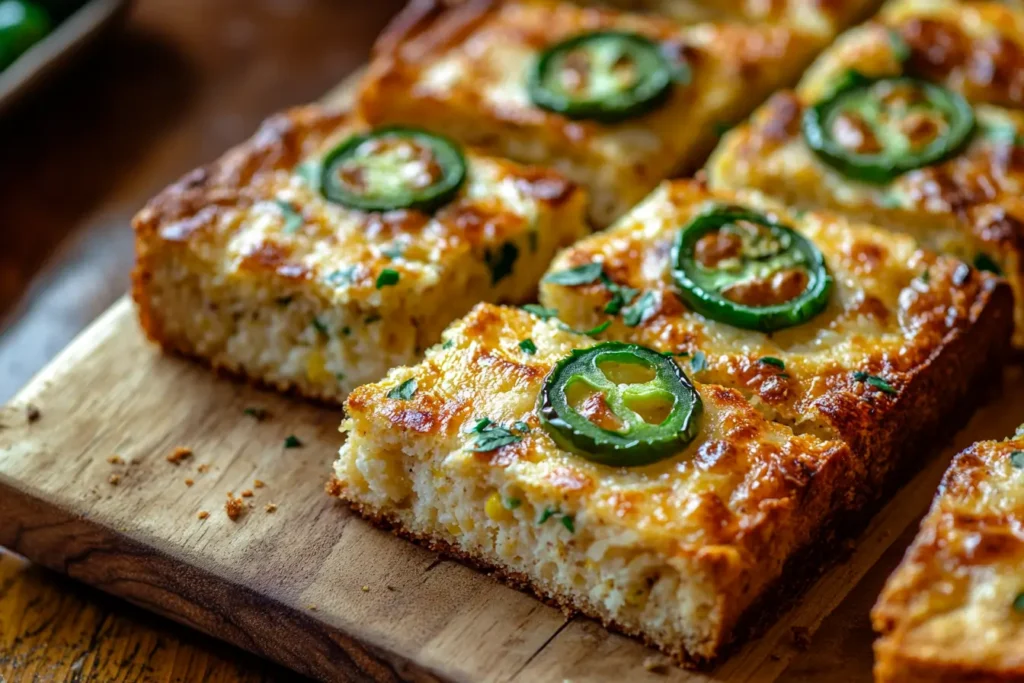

{"left": 1, "top": 298, "right": 1020, "bottom": 683}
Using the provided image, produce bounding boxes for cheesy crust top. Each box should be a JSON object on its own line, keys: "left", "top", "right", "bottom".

{"left": 133, "top": 106, "right": 583, "bottom": 309}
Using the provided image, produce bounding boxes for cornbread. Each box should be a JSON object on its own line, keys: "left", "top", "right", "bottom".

{"left": 132, "top": 106, "right": 587, "bottom": 404}
{"left": 359, "top": 0, "right": 829, "bottom": 226}
{"left": 334, "top": 303, "right": 859, "bottom": 665}
{"left": 707, "top": 0, "right": 1024, "bottom": 344}
{"left": 873, "top": 431, "right": 1024, "bottom": 682}
{"left": 540, "top": 180, "right": 1013, "bottom": 488}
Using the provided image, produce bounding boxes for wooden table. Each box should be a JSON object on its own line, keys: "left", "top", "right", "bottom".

{"left": 0, "top": 1, "right": 402, "bottom": 680}
{"left": 0, "top": 2, "right": 928, "bottom": 681}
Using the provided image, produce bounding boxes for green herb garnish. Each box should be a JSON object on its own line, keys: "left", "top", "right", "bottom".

{"left": 853, "top": 371, "right": 897, "bottom": 395}
{"left": 690, "top": 350, "right": 707, "bottom": 373}
{"left": 1014, "top": 592, "right": 1024, "bottom": 613}
{"left": 387, "top": 378, "right": 418, "bottom": 401}
{"left": 973, "top": 253, "right": 1002, "bottom": 275}
{"left": 622, "top": 290, "right": 658, "bottom": 327}
{"left": 544, "top": 262, "right": 603, "bottom": 286}
{"left": 581, "top": 321, "right": 611, "bottom": 337}
{"left": 243, "top": 407, "right": 269, "bottom": 421}
{"left": 758, "top": 357, "right": 785, "bottom": 370}
{"left": 325, "top": 267, "right": 357, "bottom": 287}
{"left": 887, "top": 27, "right": 911, "bottom": 63}
{"left": 560, "top": 515, "right": 575, "bottom": 533}
{"left": 537, "top": 507, "right": 557, "bottom": 524}
{"left": 311, "top": 317, "right": 330, "bottom": 338}
{"left": 284, "top": 435, "right": 303, "bottom": 449}
{"left": 469, "top": 425, "right": 523, "bottom": 452}
{"left": 522, "top": 304, "right": 559, "bottom": 320}
{"left": 364, "top": 314, "right": 382, "bottom": 324}
{"left": 519, "top": 339, "right": 537, "bottom": 355}
{"left": 275, "top": 296, "right": 293, "bottom": 306}
{"left": 274, "top": 199, "right": 304, "bottom": 234}
{"left": 505, "top": 497, "right": 522, "bottom": 510}
{"left": 513, "top": 420, "right": 531, "bottom": 433}
{"left": 376, "top": 268, "right": 400, "bottom": 289}
{"left": 381, "top": 242, "right": 405, "bottom": 260}
{"left": 1011, "top": 451, "right": 1024, "bottom": 469}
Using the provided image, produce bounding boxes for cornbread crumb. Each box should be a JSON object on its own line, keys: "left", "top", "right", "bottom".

{"left": 253, "top": 479, "right": 265, "bottom": 489}
{"left": 361, "top": 585, "right": 369, "bottom": 592}
{"left": 108, "top": 474, "right": 121, "bottom": 486}
{"left": 197, "top": 510, "right": 209, "bottom": 520}
{"left": 184, "top": 478, "right": 194, "bottom": 487}
{"left": 307, "top": 604, "right": 317, "bottom": 611}
{"left": 166, "top": 446, "right": 193, "bottom": 465}
{"left": 325, "top": 477, "right": 343, "bottom": 497}
{"left": 265, "top": 503, "right": 277, "bottom": 513}
{"left": 25, "top": 404, "right": 40, "bottom": 423}
{"left": 197, "top": 463, "right": 210, "bottom": 473}
{"left": 241, "top": 489, "right": 253, "bottom": 498}
{"left": 107, "top": 455, "right": 123, "bottom": 465}
{"left": 130, "top": 457, "right": 141, "bottom": 465}
{"left": 225, "top": 495, "right": 245, "bottom": 521}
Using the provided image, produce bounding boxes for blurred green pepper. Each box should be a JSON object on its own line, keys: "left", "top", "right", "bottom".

{"left": 0, "top": 0, "right": 51, "bottom": 71}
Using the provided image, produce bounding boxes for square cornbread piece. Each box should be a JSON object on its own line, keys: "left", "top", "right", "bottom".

{"left": 334, "top": 303, "right": 859, "bottom": 665}
{"left": 132, "top": 106, "right": 587, "bottom": 404}
{"left": 577, "top": 0, "right": 880, "bottom": 36}
{"left": 873, "top": 432, "right": 1024, "bottom": 682}
{"left": 358, "top": 0, "right": 828, "bottom": 227}
{"left": 540, "top": 180, "right": 1013, "bottom": 491}
{"left": 707, "top": 0, "right": 1024, "bottom": 344}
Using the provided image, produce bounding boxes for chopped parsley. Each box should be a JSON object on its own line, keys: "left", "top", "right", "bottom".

{"left": 712, "top": 121, "right": 733, "bottom": 137}
{"left": 364, "top": 314, "right": 382, "bottom": 324}
{"left": 853, "top": 371, "right": 897, "bottom": 395}
{"left": 920, "top": 269, "right": 930, "bottom": 284}
{"left": 528, "top": 231, "right": 539, "bottom": 253}
{"left": 311, "top": 317, "right": 330, "bottom": 338}
{"left": 560, "top": 515, "right": 575, "bottom": 533}
{"left": 243, "top": 407, "right": 269, "bottom": 421}
{"left": 973, "top": 253, "right": 1002, "bottom": 275}
{"left": 690, "top": 350, "right": 707, "bottom": 374}
{"left": 543, "top": 262, "right": 603, "bottom": 286}
{"left": 519, "top": 339, "right": 537, "bottom": 355}
{"left": 387, "top": 378, "right": 418, "bottom": 401}
{"left": 1014, "top": 592, "right": 1024, "bottom": 613}
{"left": 505, "top": 497, "right": 522, "bottom": 510}
{"left": 485, "top": 242, "right": 519, "bottom": 284}
{"left": 284, "top": 435, "right": 303, "bottom": 449}
{"left": 441, "top": 339, "right": 454, "bottom": 350}
{"left": 513, "top": 420, "right": 531, "bottom": 433}
{"left": 581, "top": 320, "right": 611, "bottom": 337}
{"left": 522, "top": 304, "right": 558, "bottom": 320}
{"left": 376, "top": 268, "right": 400, "bottom": 289}
{"left": 887, "top": 27, "right": 911, "bottom": 63}
{"left": 1011, "top": 451, "right": 1024, "bottom": 469}
{"left": 295, "top": 159, "right": 322, "bottom": 190}
{"left": 758, "top": 356, "right": 785, "bottom": 370}
{"left": 537, "top": 507, "right": 558, "bottom": 524}
{"left": 325, "top": 266, "right": 357, "bottom": 287}
{"left": 622, "top": 290, "right": 658, "bottom": 327}
{"left": 274, "top": 199, "right": 304, "bottom": 234}
{"left": 469, "top": 425, "right": 523, "bottom": 452}
{"left": 467, "top": 417, "right": 493, "bottom": 433}
{"left": 341, "top": 326, "right": 351, "bottom": 336}
{"left": 603, "top": 282, "right": 639, "bottom": 315}
{"left": 275, "top": 296, "right": 293, "bottom": 306}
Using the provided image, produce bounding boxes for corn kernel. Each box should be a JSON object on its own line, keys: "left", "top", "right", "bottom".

{"left": 485, "top": 492, "right": 512, "bottom": 522}
{"left": 446, "top": 522, "right": 461, "bottom": 536}
{"left": 306, "top": 350, "right": 333, "bottom": 384}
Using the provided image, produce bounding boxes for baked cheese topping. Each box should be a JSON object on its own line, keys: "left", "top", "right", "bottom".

{"left": 873, "top": 432, "right": 1024, "bottom": 679}
{"left": 341, "top": 302, "right": 854, "bottom": 557}
{"left": 541, "top": 181, "right": 1001, "bottom": 435}
{"left": 135, "top": 107, "right": 582, "bottom": 309}
{"left": 359, "top": 0, "right": 822, "bottom": 225}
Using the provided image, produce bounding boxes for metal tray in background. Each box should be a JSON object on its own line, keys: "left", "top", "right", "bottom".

{"left": 0, "top": 0, "right": 129, "bottom": 114}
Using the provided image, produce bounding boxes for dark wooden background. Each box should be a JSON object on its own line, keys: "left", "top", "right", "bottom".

{"left": 0, "top": 1, "right": 402, "bottom": 680}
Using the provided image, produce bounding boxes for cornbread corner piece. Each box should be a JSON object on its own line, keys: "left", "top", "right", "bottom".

{"left": 540, "top": 180, "right": 1014, "bottom": 492}
{"left": 706, "top": 0, "right": 1024, "bottom": 344}
{"left": 577, "top": 0, "right": 879, "bottom": 36}
{"left": 358, "top": 0, "right": 827, "bottom": 227}
{"left": 872, "top": 432, "right": 1024, "bottom": 683}
{"left": 131, "top": 106, "right": 587, "bottom": 404}
{"left": 334, "top": 303, "right": 860, "bottom": 665}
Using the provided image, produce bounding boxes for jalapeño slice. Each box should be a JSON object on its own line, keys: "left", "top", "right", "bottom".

{"left": 528, "top": 31, "right": 679, "bottom": 123}
{"left": 320, "top": 127, "right": 466, "bottom": 213}
{"left": 672, "top": 208, "right": 832, "bottom": 332}
{"left": 803, "top": 76, "right": 975, "bottom": 184}
{"left": 539, "top": 342, "right": 702, "bottom": 467}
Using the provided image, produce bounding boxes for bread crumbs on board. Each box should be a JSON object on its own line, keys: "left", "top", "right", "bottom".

{"left": 265, "top": 503, "right": 278, "bottom": 513}
{"left": 253, "top": 479, "right": 265, "bottom": 489}
{"left": 107, "top": 455, "right": 123, "bottom": 465}
{"left": 166, "top": 446, "right": 193, "bottom": 465}
{"left": 325, "top": 477, "right": 343, "bottom": 497}
{"left": 241, "top": 489, "right": 253, "bottom": 498}
{"left": 225, "top": 495, "right": 245, "bottom": 521}
{"left": 197, "top": 463, "right": 210, "bottom": 473}
{"left": 184, "top": 478, "right": 194, "bottom": 487}
{"left": 197, "top": 510, "right": 209, "bottom": 520}
{"left": 108, "top": 474, "right": 121, "bottom": 486}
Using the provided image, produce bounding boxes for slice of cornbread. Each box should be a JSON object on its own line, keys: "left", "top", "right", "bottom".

{"left": 132, "top": 106, "right": 587, "bottom": 404}
{"left": 540, "top": 180, "right": 1013, "bottom": 494}
{"left": 359, "top": 0, "right": 829, "bottom": 226}
{"left": 873, "top": 431, "right": 1024, "bottom": 682}
{"left": 333, "top": 303, "right": 861, "bottom": 665}
{"left": 706, "top": 0, "right": 1024, "bottom": 345}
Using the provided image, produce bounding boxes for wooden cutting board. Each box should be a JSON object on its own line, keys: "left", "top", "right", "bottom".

{"left": 0, "top": 295, "right": 1020, "bottom": 683}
